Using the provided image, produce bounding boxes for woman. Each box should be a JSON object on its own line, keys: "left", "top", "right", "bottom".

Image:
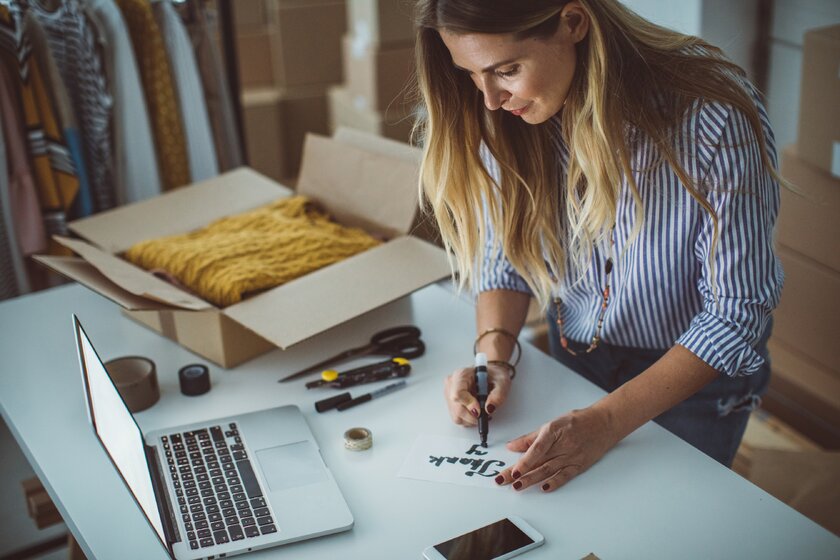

{"left": 413, "top": 0, "right": 784, "bottom": 493}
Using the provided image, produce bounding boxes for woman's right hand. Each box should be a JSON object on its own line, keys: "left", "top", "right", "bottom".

{"left": 444, "top": 363, "right": 513, "bottom": 426}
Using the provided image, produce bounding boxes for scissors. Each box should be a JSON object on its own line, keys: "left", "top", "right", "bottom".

{"left": 278, "top": 326, "right": 425, "bottom": 383}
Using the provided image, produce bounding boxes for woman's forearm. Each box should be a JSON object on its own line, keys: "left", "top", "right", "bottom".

{"left": 593, "top": 344, "right": 720, "bottom": 444}
{"left": 474, "top": 289, "right": 532, "bottom": 362}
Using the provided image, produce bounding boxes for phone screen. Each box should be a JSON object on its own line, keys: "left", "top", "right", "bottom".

{"left": 433, "top": 518, "right": 535, "bottom": 560}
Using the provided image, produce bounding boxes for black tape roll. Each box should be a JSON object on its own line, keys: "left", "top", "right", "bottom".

{"left": 179, "top": 364, "right": 210, "bottom": 396}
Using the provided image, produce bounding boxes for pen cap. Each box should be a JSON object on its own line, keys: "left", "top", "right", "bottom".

{"left": 474, "top": 352, "right": 488, "bottom": 369}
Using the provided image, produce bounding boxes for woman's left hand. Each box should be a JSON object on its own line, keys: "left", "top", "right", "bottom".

{"left": 496, "top": 405, "right": 619, "bottom": 492}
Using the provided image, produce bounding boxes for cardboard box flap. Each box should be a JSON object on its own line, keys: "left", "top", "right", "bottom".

{"left": 55, "top": 237, "right": 211, "bottom": 311}
{"left": 296, "top": 133, "right": 420, "bottom": 238}
{"left": 33, "top": 255, "right": 171, "bottom": 311}
{"left": 69, "top": 168, "right": 292, "bottom": 254}
{"left": 223, "top": 236, "right": 451, "bottom": 349}
{"left": 333, "top": 126, "right": 420, "bottom": 163}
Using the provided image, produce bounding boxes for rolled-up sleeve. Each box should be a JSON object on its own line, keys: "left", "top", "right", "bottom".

{"left": 475, "top": 145, "right": 533, "bottom": 296}
{"left": 675, "top": 104, "right": 783, "bottom": 376}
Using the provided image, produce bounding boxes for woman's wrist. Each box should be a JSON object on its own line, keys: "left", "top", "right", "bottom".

{"left": 474, "top": 327, "right": 522, "bottom": 366}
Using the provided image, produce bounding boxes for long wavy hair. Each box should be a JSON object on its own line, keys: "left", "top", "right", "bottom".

{"left": 412, "top": 0, "right": 783, "bottom": 306}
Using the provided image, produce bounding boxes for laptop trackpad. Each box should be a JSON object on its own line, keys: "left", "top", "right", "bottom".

{"left": 255, "top": 441, "right": 327, "bottom": 492}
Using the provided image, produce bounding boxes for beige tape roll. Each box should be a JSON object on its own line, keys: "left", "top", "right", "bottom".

{"left": 343, "top": 427, "right": 373, "bottom": 451}
{"left": 104, "top": 356, "right": 160, "bottom": 413}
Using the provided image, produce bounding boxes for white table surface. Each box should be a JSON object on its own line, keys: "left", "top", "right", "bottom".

{"left": 1, "top": 283, "right": 838, "bottom": 560}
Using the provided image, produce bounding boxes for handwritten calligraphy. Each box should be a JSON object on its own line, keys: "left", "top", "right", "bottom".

{"left": 428, "top": 444, "right": 507, "bottom": 478}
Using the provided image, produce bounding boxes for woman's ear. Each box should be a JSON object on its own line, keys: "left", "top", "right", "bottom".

{"left": 561, "top": 2, "right": 590, "bottom": 44}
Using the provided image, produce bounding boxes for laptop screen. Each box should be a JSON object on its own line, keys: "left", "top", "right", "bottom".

{"left": 74, "top": 318, "right": 167, "bottom": 546}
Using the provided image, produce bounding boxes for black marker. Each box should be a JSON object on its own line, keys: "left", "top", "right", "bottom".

{"left": 336, "top": 380, "right": 407, "bottom": 411}
{"left": 475, "top": 352, "right": 490, "bottom": 447}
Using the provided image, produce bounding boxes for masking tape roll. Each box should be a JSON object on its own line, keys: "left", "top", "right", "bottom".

{"left": 343, "top": 427, "right": 373, "bottom": 451}
{"left": 104, "top": 356, "right": 160, "bottom": 413}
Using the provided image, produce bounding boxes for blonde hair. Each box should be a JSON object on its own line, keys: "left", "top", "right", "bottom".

{"left": 412, "top": 0, "right": 784, "bottom": 306}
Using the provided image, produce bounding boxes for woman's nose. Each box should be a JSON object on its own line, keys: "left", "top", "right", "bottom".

{"left": 479, "top": 77, "right": 509, "bottom": 111}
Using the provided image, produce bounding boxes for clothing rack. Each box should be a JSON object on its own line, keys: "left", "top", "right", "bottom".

{"left": 217, "top": 0, "right": 246, "bottom": 163}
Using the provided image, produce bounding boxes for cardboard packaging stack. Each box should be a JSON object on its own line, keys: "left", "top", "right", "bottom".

{"left": 328, "top": 0, "right": 417, "bottom": 142}
{"left": 35, "top": 129, "right": 451, "bottom": 368}
{"left": 765, "top": 24, "right": 840, "bottom": 450}
{"left": 235, "top": 0, "right": 347, "bottom": 182}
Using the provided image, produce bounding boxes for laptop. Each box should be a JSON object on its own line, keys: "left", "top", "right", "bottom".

{"left": 73, "top": 315, "right": 354, "bottom": 559}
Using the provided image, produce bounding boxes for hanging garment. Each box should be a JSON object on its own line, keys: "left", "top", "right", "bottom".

{"left": 27, "top": 0, "right": 116, "bottom": 213}
{"left": 116, "top": 0, "right": 190, "bottom": 191}
{"left": 85, "top": 0, "right": 162, "bottom": 205}
{"left": 24, "top": 10, "right": 94, "bottom": 218}
{"left": 0, "top": 55, "right": 47, "bottom": 259}
{"left": 0, "top": 82, "right": 28, "bottom": 298}
{"left": 0, "top": 2, "right": 78, "bottom": 254}
{"left": 181, "top": 0, "right": 242, "bottom": 171}
{"left": 154, "top": 0, "right": 218, "bottom": 182}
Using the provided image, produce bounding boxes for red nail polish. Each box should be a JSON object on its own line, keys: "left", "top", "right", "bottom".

{"left": 513, "top": 481, "right": 522, "bottom": 490}
{"left": 470, "top": 408, "right": 478, "bottom": 417}
{"left": 495, "top": 475, "right": 504, "bottom": 485}
{"left": 542, "top": 483, "right": 550, "bottom": 491}
{"left": 487, "top": 404, "right": 496, "bottom": 414}
{"left": 512, "top": 470, "right": 521, "bottom": 479}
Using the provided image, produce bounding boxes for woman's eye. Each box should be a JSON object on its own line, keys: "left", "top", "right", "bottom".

{"left": 497, "top": 65, "right": 519, "bottom": 78}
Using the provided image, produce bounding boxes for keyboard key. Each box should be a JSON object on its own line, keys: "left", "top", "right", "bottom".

{"left": 260, "top": 524, "right": 277, "bottom": 535}
{"left": 229, "top": 525, "right": 245, "bottom": 541}
{"left": 189, "top": 540, "right": 199, "bottom": 550}
{"left": 208, "top": 513, "right": 222, "bottom": 522}
{"left": 192, "top": 512, "right": 207, "bottom": 522}
{"left": 233, "top": 492, "right": 247, "bottom": 502}
{"left": 239, "top": 508, "right": 254, "bottom": 518}
{"left": 180, "top": 505, "right": 188, "bottom": 514}
{"left": 189, "top": 504, "right": 203, "bottom": 514}
{"left": 197, "top": 473, "right": 209, "bottom": 482}
{"left": 214, "top": 530, "right": 230, "bottom": 545}
{"left": 222, "top": 508, "right": 236, "bottom": 518}
{"left": 233, "top": 451, "right": 247, "bottom": 461}
{"left": 257, "top": 516, "right": 273, "bottom": 526}
{"left": 201, "top": 489, "right": 214, "bottom": 498}
{"left": 242, "top": 517, "right": 256, "bottom": 527}
{"left": 230, "top": 444, "right": 244, "bottom": 452}
{"left": 218, "top": 491, "right": 231, "bottom": 501}
{"left": 185, "top": 522, "right": 194, "bottom": 531}
{"left": 203, "top": 497, "right": 216, "bottom": 506}
{"left": 225, "top": 516, "right": 239, "bottom": 526}
{"left": 197, "top": 529, "right": 211, "bottom": 539}
{"left": 210, "top": 426, "right": 224, "bottom": 442}
{"left": 212, "top": 476, "right": 225, "bottom": 486}
{"left": 210, "top": 469, "right": 223, "bottom": 477}
{"left": 236, "top": 460, "right": 263, "bottom": 498}
{"left": 199, "top": 481, "right": 211, "bottom": 490}
{"left": 244, "top": 526, "right": 260, "bottom": 538}
{"left": 206, "top": 504, "right": 220, "bottom": 514}
{"left": 250, "top": 498, "right": 265, "bottom": 509}
{"left": 187, "top": 531, "right": 196, "bottom": 541}
{"left": 188, "top": 496, "right": 201, "bottom": 505}
{"left": 199, "top": 537, "right": 214, "bottom": 548}
{"left": 235, "top": 501, "right": 250, "bottom": 511}
{"left": 211, "top": 521, "right": 225, "bottom": 531}
{"left": 254, "top": 507, "right": 270, "bottom": 518}
{"left": 230, "top": 485, "right": 244, "bottom": 494}
{"left": 220, "top": 499, "right": 233, "bottom": 509}
{"left": 195, "top": 520, "right": 209, "bottom": 530}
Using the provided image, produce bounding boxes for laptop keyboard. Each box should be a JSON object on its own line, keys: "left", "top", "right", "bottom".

{"left": 162, "top": 423, "right": 277, "bottom": 551}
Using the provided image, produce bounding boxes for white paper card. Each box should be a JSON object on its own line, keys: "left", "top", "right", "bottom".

{"left": 398, "top": 434, "right": 521, "bottom": 488}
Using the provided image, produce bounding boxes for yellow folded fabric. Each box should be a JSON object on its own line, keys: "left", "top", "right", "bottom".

{"left": 124, "top": 196, "right": 381, "bottom": 307}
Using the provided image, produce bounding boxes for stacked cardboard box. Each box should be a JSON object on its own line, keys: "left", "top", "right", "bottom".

{"left": 235, "top": 0, "right": 347, "bottom": 181}
{"left": 329, "top": 0, "right": 417, "bottom": 142}
{"left": 766, "top": 24, "right": 840, "bottom": 449}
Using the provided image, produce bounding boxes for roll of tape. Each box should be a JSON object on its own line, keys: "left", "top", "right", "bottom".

{"left": 343, "top": 427, "right": 373, "bottom": 451}
{"left": 179, "top": 364, "right": 211, "bottom": 396}
{"left": 104, "top": 356, "right": 160, "bottom": 413}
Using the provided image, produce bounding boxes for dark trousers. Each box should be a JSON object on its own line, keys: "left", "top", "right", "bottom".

{"left": 546, "top": 311, "right": 772, "bottom": 467}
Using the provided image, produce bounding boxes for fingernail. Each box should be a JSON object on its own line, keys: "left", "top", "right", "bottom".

{"left": 494, "top": 475, "right": 504, "bottom": 485}
{"left": 512, "top": 470, "right": 521, "bottom": 479}
{"left": 487, "top": 404, "right": 496, "bottom": 414}
{"left": 470, "top": 408, "right": 478, "bottom": 417}
{"left": 542, "top": 483, "right": 550, "bottom": 491}
{"left": 513, "top": 481, "right": 522, "bottom": 490}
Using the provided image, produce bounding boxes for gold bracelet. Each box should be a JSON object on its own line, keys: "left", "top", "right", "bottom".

{"left": 488, "top": 360, "right": 516, "bottom": 380}
{"left": 473, "top": 327, "right": 522, "bottom": 367}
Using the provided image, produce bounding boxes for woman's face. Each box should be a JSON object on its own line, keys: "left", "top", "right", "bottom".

{"left": 439, "top": 6, "right": 588, "bottom": 125}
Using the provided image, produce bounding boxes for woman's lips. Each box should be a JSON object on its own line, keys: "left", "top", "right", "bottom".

{"left": 509, "top": 103, "right": 531, "bottom": 116}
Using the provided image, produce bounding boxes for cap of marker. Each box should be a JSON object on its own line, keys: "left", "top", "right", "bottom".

{"left": 179, "top": 364, "right": 210, "bottom": 396}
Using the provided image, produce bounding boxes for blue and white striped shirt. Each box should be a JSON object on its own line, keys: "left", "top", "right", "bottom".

{"left": 479, "top": 85, "right": 783, "bottom": 377}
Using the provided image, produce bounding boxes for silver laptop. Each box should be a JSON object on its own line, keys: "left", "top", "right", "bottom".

{"left": 73, "top": 315, "right": 353, "bottom": 559}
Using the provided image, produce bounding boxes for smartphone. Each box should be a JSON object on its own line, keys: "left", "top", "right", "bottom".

{"left": 422, "top": 516, "right": 545, "bottom": 560}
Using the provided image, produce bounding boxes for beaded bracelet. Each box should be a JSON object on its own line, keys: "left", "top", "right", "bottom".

{"left": 488, "top": 359, "right": 516, "bottom": 380}
{"left": 473, "top": 327, "right": 522, "bottom": 367}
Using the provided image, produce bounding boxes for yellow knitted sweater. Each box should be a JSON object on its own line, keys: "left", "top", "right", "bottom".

{"left": 124, "top": 196, "right": 381, "bottom": 307}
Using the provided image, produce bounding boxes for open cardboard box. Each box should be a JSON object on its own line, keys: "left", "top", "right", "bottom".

{"left": 35, "top": 128, "right": 451, "bottom": 367}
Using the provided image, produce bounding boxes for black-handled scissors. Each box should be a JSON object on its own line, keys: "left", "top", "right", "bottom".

{"left": 279, "top": 326, "right": 425, "bottom": 383}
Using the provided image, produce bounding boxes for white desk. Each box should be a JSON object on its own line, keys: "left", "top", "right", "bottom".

{"left": 1, "top": 283, "right": 838, "bottom": 559}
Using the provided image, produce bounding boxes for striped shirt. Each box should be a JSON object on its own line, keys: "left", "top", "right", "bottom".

{"left": 479, "top": 83, "right": 783, "bottom": 377}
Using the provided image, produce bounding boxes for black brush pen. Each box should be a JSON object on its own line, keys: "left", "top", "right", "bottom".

{"left": 475, "top": 352, "right": 490, "bottom": 447}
